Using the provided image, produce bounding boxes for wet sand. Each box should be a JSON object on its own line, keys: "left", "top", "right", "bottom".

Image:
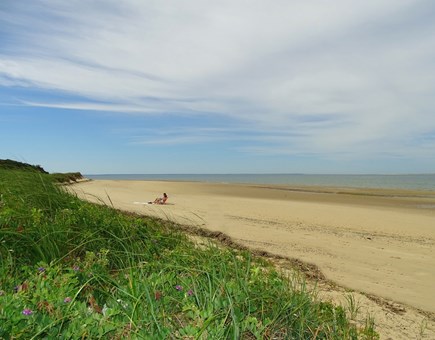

{"left": 70, "top": 179, "right": 435, "bottom": 338}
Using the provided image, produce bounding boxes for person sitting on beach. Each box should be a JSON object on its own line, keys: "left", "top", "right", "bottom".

{"left": 151, "top": 193, "right": 168, "bottom": 205}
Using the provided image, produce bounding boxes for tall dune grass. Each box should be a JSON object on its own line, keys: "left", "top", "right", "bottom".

{"left": 0, "top": 169, "right": 378, "bottom": 338}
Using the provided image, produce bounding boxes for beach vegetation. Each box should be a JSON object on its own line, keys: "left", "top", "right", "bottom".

{"left": 0, "top": 159, "right": 48, "bottom": 174}
{"left": 345, "top": 294, "right": 361, "bottom": 320}
{"left": 0, "top": 167, "right": 378, "bottom": 338}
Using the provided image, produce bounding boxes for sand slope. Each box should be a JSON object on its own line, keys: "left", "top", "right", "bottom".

{"left": 70, "top": 180, "right": 435, "bottom": 339}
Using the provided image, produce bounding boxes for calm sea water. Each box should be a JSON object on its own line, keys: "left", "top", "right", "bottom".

{"left": 85, "top": 174, "right": 435, "bottom": 191}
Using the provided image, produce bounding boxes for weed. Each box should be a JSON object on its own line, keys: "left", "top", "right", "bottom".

{"left": 345, "top": 293, "right": 361, "bottom": 320}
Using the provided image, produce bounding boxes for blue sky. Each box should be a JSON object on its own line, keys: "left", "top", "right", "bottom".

{"left": 1, "top": 1, "right": 435, "bottom": 174}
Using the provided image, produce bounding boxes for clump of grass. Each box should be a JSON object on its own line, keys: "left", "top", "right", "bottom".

{"left": 0, "top": 169, "right": 378, "bottom": 338}
{"left": 345, "top": 293, "right": 361, "bottom": 320}
{"left": 50, "top": 172, "right": 84, "bottom": 183}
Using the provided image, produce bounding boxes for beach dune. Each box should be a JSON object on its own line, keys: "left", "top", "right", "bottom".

{"left": 71, "top": 180, "right": 435, "bottom": 316}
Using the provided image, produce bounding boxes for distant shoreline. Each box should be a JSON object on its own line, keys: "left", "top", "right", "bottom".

{"left": 85, "top": 173, "right": 435, "bottom": 192}
{"left": 82, "top": 178, "right": 435, "bottom": 212}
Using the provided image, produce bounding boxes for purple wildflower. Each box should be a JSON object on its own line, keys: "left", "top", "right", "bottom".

{"left": 72, "top": 265, "right": 80, "bottom": 271}
{"left": 38, "top": 267, "right": 45, "bottom": 273}
{"left": 187, "top": 289, "right": 194, "bottom": 296}
{"left": 175, "top": 285, "right": 183, "bottom": 291}
{"left": 22, "top": 309, "right": 33, "bottom": 316}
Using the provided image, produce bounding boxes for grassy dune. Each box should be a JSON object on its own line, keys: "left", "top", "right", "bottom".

{"left": 0, "top": 169, "right": 378, "bottom": 338}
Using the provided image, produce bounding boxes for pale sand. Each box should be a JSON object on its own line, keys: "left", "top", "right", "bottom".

{"left": 70, "top": 179, "right": 435, "bottom": 338}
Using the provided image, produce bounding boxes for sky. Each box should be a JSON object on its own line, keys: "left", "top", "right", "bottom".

{"left": 1, "top": 0, "right": 435, "bottom": 174}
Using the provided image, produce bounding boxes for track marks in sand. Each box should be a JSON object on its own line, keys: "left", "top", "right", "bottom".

{"left": 228, "top": 213, "right": 434, "bottom": 247}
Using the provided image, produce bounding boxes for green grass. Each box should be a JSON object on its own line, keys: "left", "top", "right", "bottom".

{"left": 0, "top": 169, "right": 379, "bottom": 338}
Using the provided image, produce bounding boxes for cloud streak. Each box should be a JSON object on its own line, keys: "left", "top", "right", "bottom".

{"left": 1, "top": 0, "right": 435, "bottom": 165}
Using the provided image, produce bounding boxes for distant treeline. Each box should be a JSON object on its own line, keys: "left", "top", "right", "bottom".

{"left": 0, "top": 159, "right": 83, "bottom": 183}
{"left": 0, "top": 159, "right": 48, "bottom": 173}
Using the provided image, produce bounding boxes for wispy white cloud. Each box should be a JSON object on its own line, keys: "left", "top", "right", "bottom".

{"left": 22, "top": 101, "right": 166, "bottom": 114}
{"left": 1, "top": 0, "right": 435, "bottom": 164}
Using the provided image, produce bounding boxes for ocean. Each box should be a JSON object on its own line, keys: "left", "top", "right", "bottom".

{"left": 85, "top": 173, "right": 435, "bottom": 191}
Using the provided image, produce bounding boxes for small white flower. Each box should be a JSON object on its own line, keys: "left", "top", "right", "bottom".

{"left": 116, "top": 299, "right": 128, "bottom": 309}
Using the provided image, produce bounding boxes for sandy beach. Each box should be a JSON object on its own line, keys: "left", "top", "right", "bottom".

{"left": 70, "top": 179, "right": 435, "bottom": 338}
